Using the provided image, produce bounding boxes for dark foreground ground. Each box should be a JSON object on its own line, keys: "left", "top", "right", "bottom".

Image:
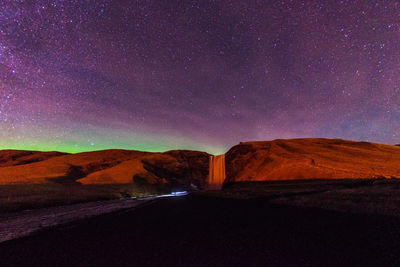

{"left": 1, "top": 191, "right": 400, "bottom": 267}
{"left": 0, "top": 183, "right": 167, "bottom": 213}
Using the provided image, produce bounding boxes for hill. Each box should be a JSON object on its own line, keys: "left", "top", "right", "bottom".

{"left": 225, "top": 138, "right": 400, "bottom": 182}
{"left": 0, "top": 149, "right": 209, "bottom": 190}
{"left": 2, "top": 138, "right": 400, "bottom": 188}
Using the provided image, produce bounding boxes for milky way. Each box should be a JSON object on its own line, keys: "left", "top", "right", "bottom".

{"left": 1, "top": 0, "right": 400, "bottom": 154}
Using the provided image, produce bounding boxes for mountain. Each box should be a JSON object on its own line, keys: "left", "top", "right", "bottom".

{"left": 225, "top": 138, "right": 400, "bottom": 182}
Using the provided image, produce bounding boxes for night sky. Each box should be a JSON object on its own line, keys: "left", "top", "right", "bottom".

{"left": 1, "top": 0, "right": 400, "bottom": 154}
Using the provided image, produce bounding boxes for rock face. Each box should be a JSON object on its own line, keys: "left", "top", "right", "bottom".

{"left": 0, "top": 149, "right": 210, "bottom": 190}
{"left": 225, "top": 138, "right": 400, "bottom": 182}
{"left": 137, "top": 150, "right": 210, "bottom": 190}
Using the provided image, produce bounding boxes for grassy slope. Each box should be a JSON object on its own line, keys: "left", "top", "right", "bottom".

{"left": 0, "top": 150, "right": 147, "bottom": 185}
{"left": 226, "top": 138, "right": 400, "bottom": 182}
{"left": 200, "top": 178, "right": 400, "bottom": 216}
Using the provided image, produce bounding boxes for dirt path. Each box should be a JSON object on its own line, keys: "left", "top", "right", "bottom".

{"left": 0, "top": 197, "right": 155, "bottom": 243}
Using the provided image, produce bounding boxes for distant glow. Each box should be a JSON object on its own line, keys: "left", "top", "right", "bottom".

{"left": 157, "top": 191, "right": 188, "bottom": 198}
{"left": 171, "top": 191, "right": 188, "bottom": 196}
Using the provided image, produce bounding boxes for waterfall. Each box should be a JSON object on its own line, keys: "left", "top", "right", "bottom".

{"left": 208, "top": 154, "right": 226, "bottom": 190}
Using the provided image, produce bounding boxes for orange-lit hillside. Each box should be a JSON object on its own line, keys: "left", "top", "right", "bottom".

{"left": 0, "top": 149, "right": 209, "bottom": 189}
{"left": 225, "top": 138, "right": 400, "bottom": 182}
{"left": 2, "top": 138, "right": 400, "bottom": 187}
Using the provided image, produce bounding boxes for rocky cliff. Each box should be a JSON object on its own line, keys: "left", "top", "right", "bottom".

{"left": 225, "top": 138, "right": 400, "bottom": 182}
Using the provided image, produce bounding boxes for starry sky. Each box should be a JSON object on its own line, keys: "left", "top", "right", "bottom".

{"left": 1, "top": 0, "right": 400, "bottom": 154}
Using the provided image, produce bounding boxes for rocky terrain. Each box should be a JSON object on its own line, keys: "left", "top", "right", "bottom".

{"left": 225, "top": 138, "right": 400, "bottom": 182}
